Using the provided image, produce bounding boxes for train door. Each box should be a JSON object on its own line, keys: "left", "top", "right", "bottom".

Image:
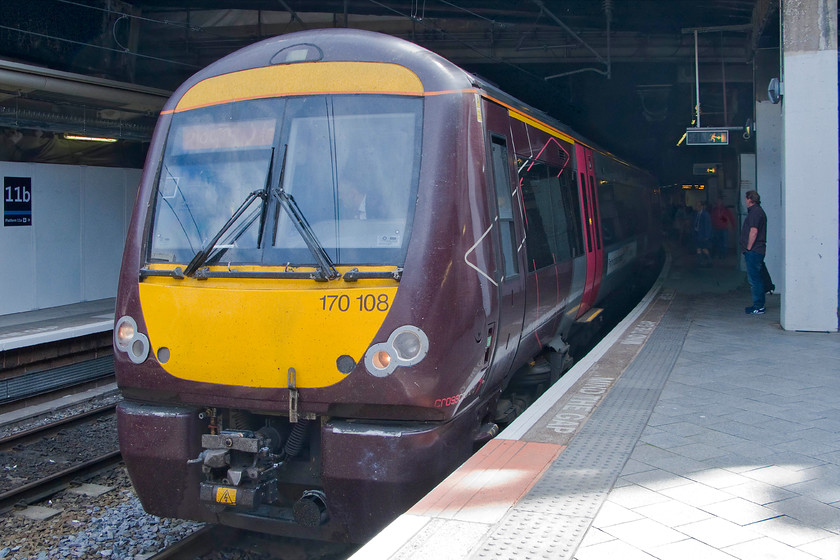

{"left": 575, "top": 144, "right": 603, "bottom": 317}
{"left": 483, "top": 102, "right": 526, "bottom": 384}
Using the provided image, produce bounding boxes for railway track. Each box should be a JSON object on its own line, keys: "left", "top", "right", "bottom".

{"left": 149, "top": 525, "right": 358, "bottom": 560}
{"left": 0, "top": 450, "right": 121, "bottom": 514}
{"left": 0, "top": 402, "right": 116, "bottom": 447}
{"left": 147, "top": 526, "right": 239, "bottom": 559}
{"left": 0, "top": 403, "right": 121, "bottom": 514}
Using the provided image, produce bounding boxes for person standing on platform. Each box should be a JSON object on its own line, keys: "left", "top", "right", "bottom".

{"left": 693, "top": 200, "right": 712, "bottom": 267}
{"left": 740, "top": 190, "right": 768, "bottom": 314}
{"left": 710, "top": 198, "right": 735, "bottom": 259}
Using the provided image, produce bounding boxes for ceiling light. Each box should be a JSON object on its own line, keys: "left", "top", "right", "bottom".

{"left": 63, "top": 133, "right": 117, "bottom": 143}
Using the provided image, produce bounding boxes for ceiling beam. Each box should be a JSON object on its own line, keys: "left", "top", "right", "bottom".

{"left": 751, "top": 0, "right": 780, "bottom": 51}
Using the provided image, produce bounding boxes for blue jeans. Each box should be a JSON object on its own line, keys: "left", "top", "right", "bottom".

{"left": 744, "top": 250, "right": 766, "bottom": 309}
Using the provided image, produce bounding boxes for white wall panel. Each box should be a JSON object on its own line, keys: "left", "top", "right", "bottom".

{"left": 781, "top": 49, "right": 839, "bottom": 332}
{"left": 0, "top": 162, "right": 141, "bottom": 315}
{"left": 0, "top": 163, "right": 38, "bottom": 314}
{"left": 34, "top": 166, "right": 82, "bottom": 309}
{"left": 82, "top": 167, "right": 138, "bottom": 301}
{"left": 755, "top": 102, "right": 783, "bottom": 292}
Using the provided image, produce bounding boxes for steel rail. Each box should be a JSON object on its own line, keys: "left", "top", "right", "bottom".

{"left": 147, "top": 526, "right": 243, "bottom": 559}
{"left": 0, "top": 450, "right": 122, "bottom": 514}
{"left": 0, "top": 403, "right": 117, "bottom": 449}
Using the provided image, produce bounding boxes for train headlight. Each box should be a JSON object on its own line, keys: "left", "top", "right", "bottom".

{"left": 115, "top": 315, "right": 150, "bottom": 364}
{"left": 115, "top": 318, "right": 136, "bottom": 351}
{"left": 364, "top": 326, "right": 428, "bottom": 377}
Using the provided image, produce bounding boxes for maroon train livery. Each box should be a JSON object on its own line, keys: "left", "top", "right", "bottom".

{"left": 113, "top": 28, "right": 661, "bottom": 543}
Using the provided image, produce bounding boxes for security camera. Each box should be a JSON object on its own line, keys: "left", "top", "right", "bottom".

{"left": 768, "top": 78, "right": 783, "bottom": 104}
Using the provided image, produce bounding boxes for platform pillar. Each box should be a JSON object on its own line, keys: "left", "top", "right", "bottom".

{"left": 781, "top": 0, "right": 838, "bottom": 332}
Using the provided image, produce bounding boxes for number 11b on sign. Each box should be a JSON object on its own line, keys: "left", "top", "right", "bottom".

{"left": 4, "top": 176, "right": 32, "bottom": 227}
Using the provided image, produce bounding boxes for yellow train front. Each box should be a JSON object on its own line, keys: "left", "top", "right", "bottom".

{"left": 114, "top": 29, "right": 660, "bottom": 543}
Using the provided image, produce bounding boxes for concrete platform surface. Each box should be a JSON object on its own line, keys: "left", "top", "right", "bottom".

{"left": 0, "top": 298, "right": 115, "bottom": 351}
{"left": 352, "top": 253, "right": 840, "bottom": 559}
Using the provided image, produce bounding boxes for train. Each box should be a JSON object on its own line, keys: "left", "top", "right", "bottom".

{"left": 114, "top": 28, "right": 661, "bottom": 543}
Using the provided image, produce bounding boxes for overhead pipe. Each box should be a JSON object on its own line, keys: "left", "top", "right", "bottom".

{"left": 0, "top": 105, "right": 155, "bottom": 141}
{"left": 0, "top": 60, "right": 169, "bottom": 115}
{"left": 695, "top": 30, "right": 701, "bottom": 127}
{"left": 540, "top": 0, "right": 612, "bottom": 80}
{"left": 681, "top": 24, "right": 753, "bottom": 128}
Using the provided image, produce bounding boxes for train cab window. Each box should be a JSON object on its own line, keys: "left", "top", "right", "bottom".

{"left": 271, "top": 96, "right": 422, "bottom": 266}
{"left": 147, "top": 99, "right": 281, "bottom": 265}
{"left": 518, "top": 158, "right": 581, "bottom": 271}
{"left": 490, "top": 137, "right": 519, "bottom": 279}
{"left": 146, "top": 95, "right": 422, "bottom": 268}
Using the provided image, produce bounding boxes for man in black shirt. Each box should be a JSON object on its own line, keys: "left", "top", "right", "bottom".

{"left": 740, "top": 190, "right": 768, "bottom": 314}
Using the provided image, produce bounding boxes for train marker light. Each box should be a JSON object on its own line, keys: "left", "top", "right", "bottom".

{"left": 271, "top": 43, "right": 324, "bottom": 65}
{"left": 364, "top": 326, "right": 429, "bottom": 377}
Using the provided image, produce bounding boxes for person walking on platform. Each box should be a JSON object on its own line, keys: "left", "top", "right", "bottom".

{"left": 710, "top": 198, "right": 735, "bottom": 259}
{"left": 740, "top": 190, "right": 768, "bottom": 314}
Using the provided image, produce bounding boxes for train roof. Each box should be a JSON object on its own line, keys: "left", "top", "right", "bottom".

{"left": 164, "top": 28, "right": 652, "bottom": 178}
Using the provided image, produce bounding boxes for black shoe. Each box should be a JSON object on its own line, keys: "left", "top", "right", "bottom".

{"left": 766, "top": 284, "right": 776, "bottom": 294}
{"left": 745, "top": 306, "right": 765, "bottom": 315}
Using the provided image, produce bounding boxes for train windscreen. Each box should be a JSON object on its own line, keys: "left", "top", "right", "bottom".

{"left": 147, "top": 95, "right": 423, "bottom": 268}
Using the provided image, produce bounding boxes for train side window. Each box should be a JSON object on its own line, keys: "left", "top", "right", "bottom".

{"left": 597, "top": 181, "right": 647, "bottom": 244}
{"left": 580, "top": 172, "right": 593, "bottom": 253}
{"left": 560, "top": 171, "right": 584, "bottom": 257}
{"left": 518, "top": 158, "right": 580, "bottom": 268}
{"left": 519, "top": 160, "right": 555, "bottom": 271}
{"left": 490, "top": 137, "right": 519, "bottom": 278}
{"left": 592, "top": 181, "right": 603, "bottom": 250}
{"left": 597, "top": 182, "right": 620, "bottom": 243}
{"left": 550, "top": 168, "right": 576, "bottom": 262}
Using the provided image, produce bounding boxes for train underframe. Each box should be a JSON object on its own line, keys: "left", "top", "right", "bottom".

{"left": 117, "top": 400, "right": 477, "bottom": 543}
{"left": 116, "top": 357, "right": 573, "bottom": 543}
{"left": 117, "top": 313, "right": 606, "bottom": 543}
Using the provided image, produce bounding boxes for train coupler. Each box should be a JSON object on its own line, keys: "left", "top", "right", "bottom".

{"left": 191, "top": 426, "right": 286, "bottom": 510}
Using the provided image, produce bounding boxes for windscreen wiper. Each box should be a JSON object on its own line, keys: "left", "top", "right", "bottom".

{"left": 256, "top": 147, "right": 276, "bottom": 248}
{"left": 272, "top": 187, "right": 339, "bottom": 282}
{"left": 269, "top": 144, "right": 338, "bottom": 282}
{"left": 183, "top": 189, "right": 266, "bottom": 277}
{"left": 182, "top": 151, "right": 276, "bottom": 278}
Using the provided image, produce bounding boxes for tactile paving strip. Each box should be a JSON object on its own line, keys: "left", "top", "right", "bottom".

{"left": 471, "top": 296, "right": 693, "bottom": 560}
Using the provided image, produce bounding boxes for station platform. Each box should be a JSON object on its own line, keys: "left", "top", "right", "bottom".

{"left": 0, "top": 298, "right": 115, "bottom": 352}
{"left": 0, "top": 298, "right": 116, "bottom": 409}
{"left": 352, "top": 251, "right": 840, "bottom": 560}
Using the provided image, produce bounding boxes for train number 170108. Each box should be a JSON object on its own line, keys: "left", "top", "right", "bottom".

{"left": 319, "top": 293, "right": 390, "bottom": 312}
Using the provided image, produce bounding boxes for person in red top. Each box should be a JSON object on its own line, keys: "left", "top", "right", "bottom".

{"left": 710, "top": 197, "right": 735, "bottom": 259}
